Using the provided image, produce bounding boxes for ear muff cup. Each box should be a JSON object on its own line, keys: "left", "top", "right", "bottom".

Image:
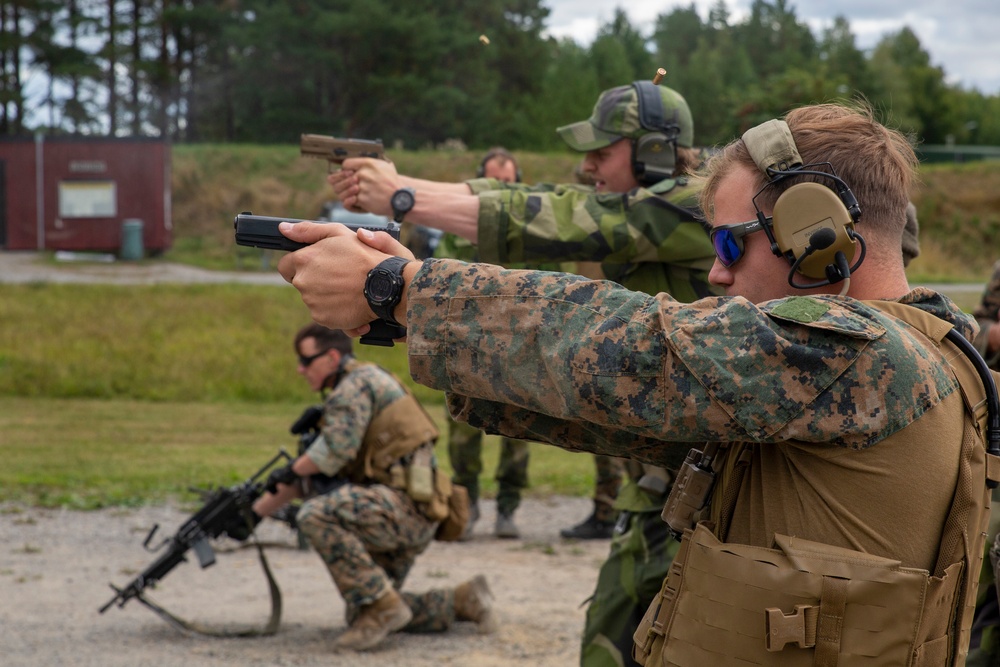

{"left": 633, "top": 131, "right": 676, "bottom": 182}
{"left": 770, "top": 182, "right": 857, "bottom": 279}
{"left": 631, "top": 81, "right": 679, "bottom": 184}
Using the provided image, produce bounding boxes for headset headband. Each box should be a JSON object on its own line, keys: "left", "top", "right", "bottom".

{"left": 742, "top": 119, "right": 802, "bottom": 176}
{"left": 634, "top": 81, "right": 668, "bottom": 131}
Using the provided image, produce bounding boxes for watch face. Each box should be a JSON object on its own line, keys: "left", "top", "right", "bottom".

{"left": 367, "top": 270, "right": 396, "bottom": 302}
{"left": 391, "top": 189, "right": 415, "bottom": 213}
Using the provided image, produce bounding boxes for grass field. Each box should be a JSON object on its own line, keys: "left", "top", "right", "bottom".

{"left": 0, "top": 395, "right": 596, "bottom": 509}
{"left": 3, "top": 149, "right": 998, "bottom": 509}
{"left": 0, "top": 281, "right": 598, "bottom": 507}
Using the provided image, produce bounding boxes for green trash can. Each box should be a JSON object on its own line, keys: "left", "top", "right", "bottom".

{"left": 120, "top": 219, "right": 144, "bottom": 260}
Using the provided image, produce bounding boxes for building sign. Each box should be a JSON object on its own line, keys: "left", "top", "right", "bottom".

{"left": 58, "top": 180, "right": 117, "bottom": 218}
{"left": 69, "top": 160, "right": 108, "bottom": 174}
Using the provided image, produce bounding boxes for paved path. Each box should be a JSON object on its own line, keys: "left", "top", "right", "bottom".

{"left": 0, "top": 250, "right": 287, "bottom": 286}
{"left": 0, "top": 250, "right": 986, "bottom": 299}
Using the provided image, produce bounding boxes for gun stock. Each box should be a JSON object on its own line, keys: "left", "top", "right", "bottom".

{"left": 300, "top": 134, "right": 386, "bottom": 166}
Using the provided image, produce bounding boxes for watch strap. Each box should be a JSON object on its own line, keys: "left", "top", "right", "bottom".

{"left": 364, "top": 256, "right": 410, "bottom": 326}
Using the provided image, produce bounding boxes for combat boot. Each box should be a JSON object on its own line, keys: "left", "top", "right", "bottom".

{"left": 494, "top": 512, "right": 520, "bottom": 539}
{"left": 454, "top": 574, "right": 496, "bottom": 634}
{"left": 559, "top": 511, "right": 615, "bottom": 540}
{"left": 459, "top": 501, "right": 480, "bottom": 542}
{"left": 333, "top": 588, "right": 412, "bottom": 651}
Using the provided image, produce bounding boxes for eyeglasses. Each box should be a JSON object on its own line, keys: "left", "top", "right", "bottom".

{"left": 298, "top": 349, "right": 329, "bottom": 368}
{"left": 709, "top": 216, "right": 771, "bottom": 267}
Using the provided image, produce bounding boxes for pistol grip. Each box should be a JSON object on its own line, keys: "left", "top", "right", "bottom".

{"left": 192, "top": 537, "right": 217, "bottom": 569}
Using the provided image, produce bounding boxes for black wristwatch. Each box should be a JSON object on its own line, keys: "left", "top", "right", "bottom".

{"left": 364, "top": 256, "right": 410, "bottom": 327}
{"left": 390, "top": 187, "right": 415, "bottom": 222}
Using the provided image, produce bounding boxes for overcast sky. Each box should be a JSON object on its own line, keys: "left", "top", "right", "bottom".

{"left": 542, "top": 0, "right": 1000, "bottom": 95}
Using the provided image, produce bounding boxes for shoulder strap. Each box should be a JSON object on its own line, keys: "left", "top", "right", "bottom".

{"left": 866, "top": 299, "right": 1000, "bottom": 665}
{"left": 865, "top": 300, "right": 1000, "bottom": 480}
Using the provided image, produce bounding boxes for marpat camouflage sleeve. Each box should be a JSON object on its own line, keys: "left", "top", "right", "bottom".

{"left": 406, "top": 259, "right": 964, "bottom": 467}
{"left": 305, "top": 364, "right": 407, "bottom": 477}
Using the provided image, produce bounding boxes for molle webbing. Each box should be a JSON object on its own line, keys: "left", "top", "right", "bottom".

{"left": 870, "top": 300, "right": 1000, "bottom": 663}
{"left": 342, "top": 364, "right": 439, "bottom": 485}
{"left": 634, "top": 301, "right": 1000, "bottom": 666}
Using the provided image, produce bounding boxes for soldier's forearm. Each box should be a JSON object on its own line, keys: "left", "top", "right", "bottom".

{"left": 398, "top": 174, "right": 473, "bottom": 197}
{"left": 406, "top": 191, "right": 480, "bottom": 242}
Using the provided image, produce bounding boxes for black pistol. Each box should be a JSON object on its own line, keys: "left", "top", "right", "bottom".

{"left": 233, "top": 212, "right": 400, "bottom": 252}
{"left": 233, "top": 212, "right": 406, "bottom": 347}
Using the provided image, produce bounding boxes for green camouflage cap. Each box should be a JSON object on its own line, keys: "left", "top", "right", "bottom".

{"left": 557, "top": 83, "right": 694, "bottom": 152}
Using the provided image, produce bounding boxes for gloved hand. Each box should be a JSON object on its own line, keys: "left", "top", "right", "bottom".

{"left": 272, "top": 504, "right": 299, "bottom": 530}
{"left": 223, "top": 509, "right": 262, "bottom": 541}
{"left": 264, "top": 462, "right": 300, "bottom": 494}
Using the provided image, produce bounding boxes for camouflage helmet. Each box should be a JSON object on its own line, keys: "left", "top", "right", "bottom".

{"left": 557, "top": 83, "right": 694, "bottom": 152}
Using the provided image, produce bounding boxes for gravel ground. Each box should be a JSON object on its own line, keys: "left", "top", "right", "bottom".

{"left": 0, "top": 250, "right": 985, "bottom": 666}
{"left": 0, "top": 251, "right": 610, "bottom": 666}
{"left": 1, "top": 496, "right": 609, "bottom": 667}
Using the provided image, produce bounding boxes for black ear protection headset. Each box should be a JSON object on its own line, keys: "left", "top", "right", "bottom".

{"left": 476, "top": 148, "right": 522, "bottom": 182}
{"left": 741, "top": 119, "right": 866, "bottom": 290}
{"left": 630, "top": 80, "right": 682, "bottom": 185}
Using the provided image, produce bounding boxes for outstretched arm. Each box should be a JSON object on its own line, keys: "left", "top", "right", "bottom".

{"left": 328, "top": 158, "right": 481, "bottom": 241}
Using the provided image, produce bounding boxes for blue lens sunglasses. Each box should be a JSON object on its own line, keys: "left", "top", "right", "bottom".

{"left": 709, "top": 216, "right": 772, "bottom": 267}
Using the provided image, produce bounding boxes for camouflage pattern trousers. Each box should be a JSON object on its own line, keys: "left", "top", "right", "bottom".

{"left": 297, "top": 483, "right": 458, "bottom": 632}
{"left": 446, "top": 413, "right": 529, "bottom": 516}
{"left": 592, "top": 455, "right": 625, "bottom": 522}
{"left": 581, "top": 505, "right": 679, "bottom": 667}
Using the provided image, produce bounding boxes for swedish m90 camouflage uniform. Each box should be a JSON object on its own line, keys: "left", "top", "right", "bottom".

{"left": 463, "top": 167, "right": 718, "bottom": 665}
{"left": 296, "top": 361, "right": 457, "bottom": 632}
{"left": 465, "top": 176, "right": 717, "bottom": 304}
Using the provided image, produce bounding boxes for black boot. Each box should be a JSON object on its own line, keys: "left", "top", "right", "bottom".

{"left": 559, "top": 512, "right": 615, "bottom": 540}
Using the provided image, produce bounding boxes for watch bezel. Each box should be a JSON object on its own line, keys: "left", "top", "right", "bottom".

{"left": 390, "top": 187, "right": 415, "bottom": 222}
{"left": 363, "top": 256, "right": 409, "bottom": 326}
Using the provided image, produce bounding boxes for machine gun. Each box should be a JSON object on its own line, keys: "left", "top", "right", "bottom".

{"left": 98, "top": 450, "right": 293, "bottom": 635}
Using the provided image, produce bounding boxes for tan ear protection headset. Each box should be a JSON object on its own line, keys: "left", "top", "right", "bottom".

{"left": 476, "top": 148, "right": 522, "bottom": 182}
{"left": 630, "top": 80, "right": 681, "bottom": 185}
{"left": 741, "top": 119, "right": 866, "bottom": 289}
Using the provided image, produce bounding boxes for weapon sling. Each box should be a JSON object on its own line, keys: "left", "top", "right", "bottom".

{"left": 131, "top": 532, "right": 283, "bottom": 637}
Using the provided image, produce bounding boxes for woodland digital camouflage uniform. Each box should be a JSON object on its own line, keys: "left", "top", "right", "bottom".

{"left": 298, "top": 486, "right": 455, "bottom": 632}
{"left": 405, "top": 271, "right": 978, "bottom": 658}
{"left": 406, "top": 261, "right": 972, "bottom": 464}
{"left": 433, "top": 231, "right": 558, "bottom": 519}
{"left": 296, "top": 361, "right": 460, "bottom": 633}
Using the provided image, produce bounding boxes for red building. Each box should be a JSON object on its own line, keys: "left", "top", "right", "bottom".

{"left": 0, "top": 135, "right": 171, "bottom": 254}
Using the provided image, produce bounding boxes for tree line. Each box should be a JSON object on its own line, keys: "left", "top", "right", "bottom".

{"left": 3, "top": 0, "right": 998, "bottom": 150}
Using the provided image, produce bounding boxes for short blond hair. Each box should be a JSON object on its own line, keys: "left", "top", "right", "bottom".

{"left": 701, "top": 103, "right": 917, "bottom": 245}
